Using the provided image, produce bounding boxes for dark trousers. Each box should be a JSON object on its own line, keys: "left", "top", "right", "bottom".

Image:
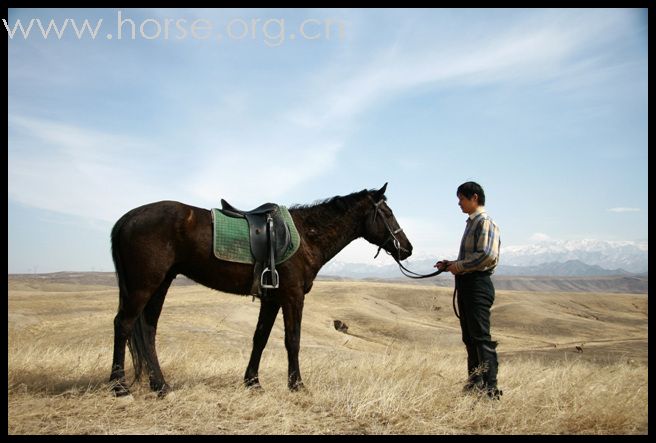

{"left": 455, "top": 272, "right": 499, "bottom": 389}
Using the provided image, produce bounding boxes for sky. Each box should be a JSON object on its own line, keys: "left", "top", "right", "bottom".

{"left": 7, "top": 8, "right": 648, "bottom": 273}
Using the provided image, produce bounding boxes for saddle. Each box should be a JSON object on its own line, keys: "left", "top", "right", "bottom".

{"left": 219, "top": 199, "right": 291, "bottom": 296}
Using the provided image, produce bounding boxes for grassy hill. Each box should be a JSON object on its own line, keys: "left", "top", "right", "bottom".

{"left": 8, "top": 275, "right": 648, "bottom": 434}
{"left": 9, "top": 270, "right": 648, "bottom": 294}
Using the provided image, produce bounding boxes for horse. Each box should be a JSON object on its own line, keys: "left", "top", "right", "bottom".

{"left": 109, "top": 183, "right": 413, "bottom": 397}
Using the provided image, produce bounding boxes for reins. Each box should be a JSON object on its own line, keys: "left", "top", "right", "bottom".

{"left": 369, "top": 196, "right": 460, "bottom": 318}
{"left": 393, "top": 258, "right": 459, "bottom": 319}
{"left": 393, "top": 257, "right": 444, "bottom": 279}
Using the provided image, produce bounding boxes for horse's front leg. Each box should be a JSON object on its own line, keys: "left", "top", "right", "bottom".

{"left": 244, "top": 298, "right": 280, "bottom": 389}
{"left": 281, "top": 292, "right": 305, "bottom": 391}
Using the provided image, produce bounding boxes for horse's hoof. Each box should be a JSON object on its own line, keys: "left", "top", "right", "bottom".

{"left": 110, "top": 378, "right": 131, "bottom": 397}
{"left": 245, "top": 382, "right": 264, "bottom": 392}
{"left": 156, "top": 383, "right": 171, "bottom": 398}
{"left": 289, "top": 382, "right": 306, "bottom": 392}
{"left": 244, "top": 376, "right": 261, "bottom": 389}
{"left": 112, "top": 384, "right": 131, "bottom": 397}
{"left": 150, "top": 379, "right": 170, "bottom": 396}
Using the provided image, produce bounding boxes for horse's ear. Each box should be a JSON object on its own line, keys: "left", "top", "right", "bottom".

{"left": 374, "top": 182, "right": 388, "bottom": 200}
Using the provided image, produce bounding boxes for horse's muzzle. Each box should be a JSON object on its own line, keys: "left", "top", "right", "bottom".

{"left": 398, "top": 243, "right": 413, "bottom": 260}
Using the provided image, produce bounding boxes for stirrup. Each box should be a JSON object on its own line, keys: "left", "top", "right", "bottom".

{"left": 261, "top": 267, "right": 279, "bottom": 289}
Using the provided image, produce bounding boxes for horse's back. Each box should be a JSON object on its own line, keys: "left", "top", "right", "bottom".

{"left": 111, "top": 200, "right": 278, "bottom": 295}
{"left": 116, "top": 200, "right": 203, "bottom": 222}
{"left": 112, "top": 200, "right": 212, "bottom": 256}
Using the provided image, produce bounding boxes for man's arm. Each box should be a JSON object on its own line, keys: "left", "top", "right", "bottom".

{"left": 451, "top": 218, "right": 499, "bottom": 274}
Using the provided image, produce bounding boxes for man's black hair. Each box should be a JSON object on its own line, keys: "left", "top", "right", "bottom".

{"left": 457, "top": 181, "right": 486, "bottom": 206}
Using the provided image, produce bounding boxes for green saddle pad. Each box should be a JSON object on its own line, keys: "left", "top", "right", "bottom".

{"left": 211, "top": 206, "right": 301, "bottom": 264}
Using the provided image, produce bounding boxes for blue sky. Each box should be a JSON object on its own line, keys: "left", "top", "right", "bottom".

{"left": 7, "top": 8, "right": 648, "bottom": 273}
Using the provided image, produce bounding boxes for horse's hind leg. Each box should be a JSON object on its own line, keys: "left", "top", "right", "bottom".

{"left": 244, "top": 298, "right": 280, "bottom": 389}
{"left": 141, "top": 276, "right": 174, "bottom": 396}
{"left": 110, "top": 313, "right": 131, "bottom": 396}
{"left": 110, "top": 288, "right": 153, "bottom": 396}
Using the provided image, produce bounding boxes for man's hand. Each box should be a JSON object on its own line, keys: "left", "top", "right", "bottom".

{"left": 435, "top": 260, "right": 458, "bottom": 274}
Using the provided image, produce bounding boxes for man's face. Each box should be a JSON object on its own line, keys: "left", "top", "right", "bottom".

{"left": 457, "top": 193, "right": 479, "bottom": 215}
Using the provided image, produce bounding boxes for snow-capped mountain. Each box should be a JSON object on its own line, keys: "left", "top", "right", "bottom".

{"left": 494, "top": 260, "right": 632, "bottom": 276}
{"left": 319, "top": 239, "right": 648, "bottom": 278}
{"left": 501, "top": 239, "right": 648, "bottom": 273}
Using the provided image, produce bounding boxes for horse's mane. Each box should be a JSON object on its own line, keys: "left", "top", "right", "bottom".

{"left": 289, "top": 188, "right": 385, "bottom": 212}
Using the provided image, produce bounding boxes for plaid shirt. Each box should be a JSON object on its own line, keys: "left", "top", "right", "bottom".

{"left": 452, "top": 207, "right": 501, "bottom": 274}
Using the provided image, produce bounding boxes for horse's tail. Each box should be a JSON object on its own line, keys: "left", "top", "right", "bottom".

{"left": 111, "top": 214, "right": 147, "bottom": 382}
{"left": 127, "top": 316, "right": 149, "bottom": 382}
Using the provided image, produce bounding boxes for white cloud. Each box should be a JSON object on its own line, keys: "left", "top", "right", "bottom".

{"left": 607, "top": 207, "right": 641, "bottom": 213}
{"left": 530, "top": 232, "right": 552, "bottom": 242}
{"left": 184, "top": 139, "right": 343, "bottom": 206}
{"left": 8, "top": 9, "right": 640, "bottom": 226}
{"left": 285, "top": 9, "right": 634, "bottom": 131}
{"left": 8, "top": 113, "right": 345, "bottom": 221}
{"left": 9, "top": 115, "right": 167, "bottom": 222}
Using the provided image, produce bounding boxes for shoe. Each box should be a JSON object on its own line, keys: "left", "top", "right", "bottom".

{"left": 475, "top": 341, "right": 500, "bottom": 399}
{"left": 463, "top": 343, "right": 482, "bottom": 393}
{"left": 484, "top": 387, "right": 503, "bottom": 400}
{"left": 462, "top": 378, "right": 483, "bottom": 393}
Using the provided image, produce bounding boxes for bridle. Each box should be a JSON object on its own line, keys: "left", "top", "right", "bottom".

{"left": 369, "top": 196, "right": 459, "bottom": 317}
{"left": 370, "top": 196, "right": 410, "bottom": 260}
{"left": 368, "top": 196, "right": 444, "bottom": 280}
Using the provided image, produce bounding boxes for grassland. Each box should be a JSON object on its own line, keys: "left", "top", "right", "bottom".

{"left": 8, "top": 276, "right": 648, "bottom": 434}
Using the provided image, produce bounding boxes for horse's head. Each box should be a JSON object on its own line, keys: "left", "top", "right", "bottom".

{"left": 362, "top": 183, "right": 413, "bottom": 261}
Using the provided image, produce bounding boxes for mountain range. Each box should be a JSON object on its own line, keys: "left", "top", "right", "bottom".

{"left": 321, "top": 239, "right": 648, "bottom": 279}
{"left": 8, "top": 240, "right": 646, "bottom": 294}
{"left": 501, "top": 239, "right": 648, "bottom": 273}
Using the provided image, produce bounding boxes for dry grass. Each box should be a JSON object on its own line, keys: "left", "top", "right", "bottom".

{"left": 8, "top": 279, "right": 648, "bottom": 434}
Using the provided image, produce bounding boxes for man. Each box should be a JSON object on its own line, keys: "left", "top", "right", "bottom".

{"left": 435, "top": 181, "right": 502, "bottom": 400}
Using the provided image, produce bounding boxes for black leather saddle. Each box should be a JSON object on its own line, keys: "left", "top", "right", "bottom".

{"left": 220, "top": 199, "right": 291, "bottom": 296}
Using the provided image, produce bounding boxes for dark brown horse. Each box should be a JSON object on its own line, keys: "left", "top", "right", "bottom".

{"left": 109, "top": 183, "right": 412, "bottom": 396}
